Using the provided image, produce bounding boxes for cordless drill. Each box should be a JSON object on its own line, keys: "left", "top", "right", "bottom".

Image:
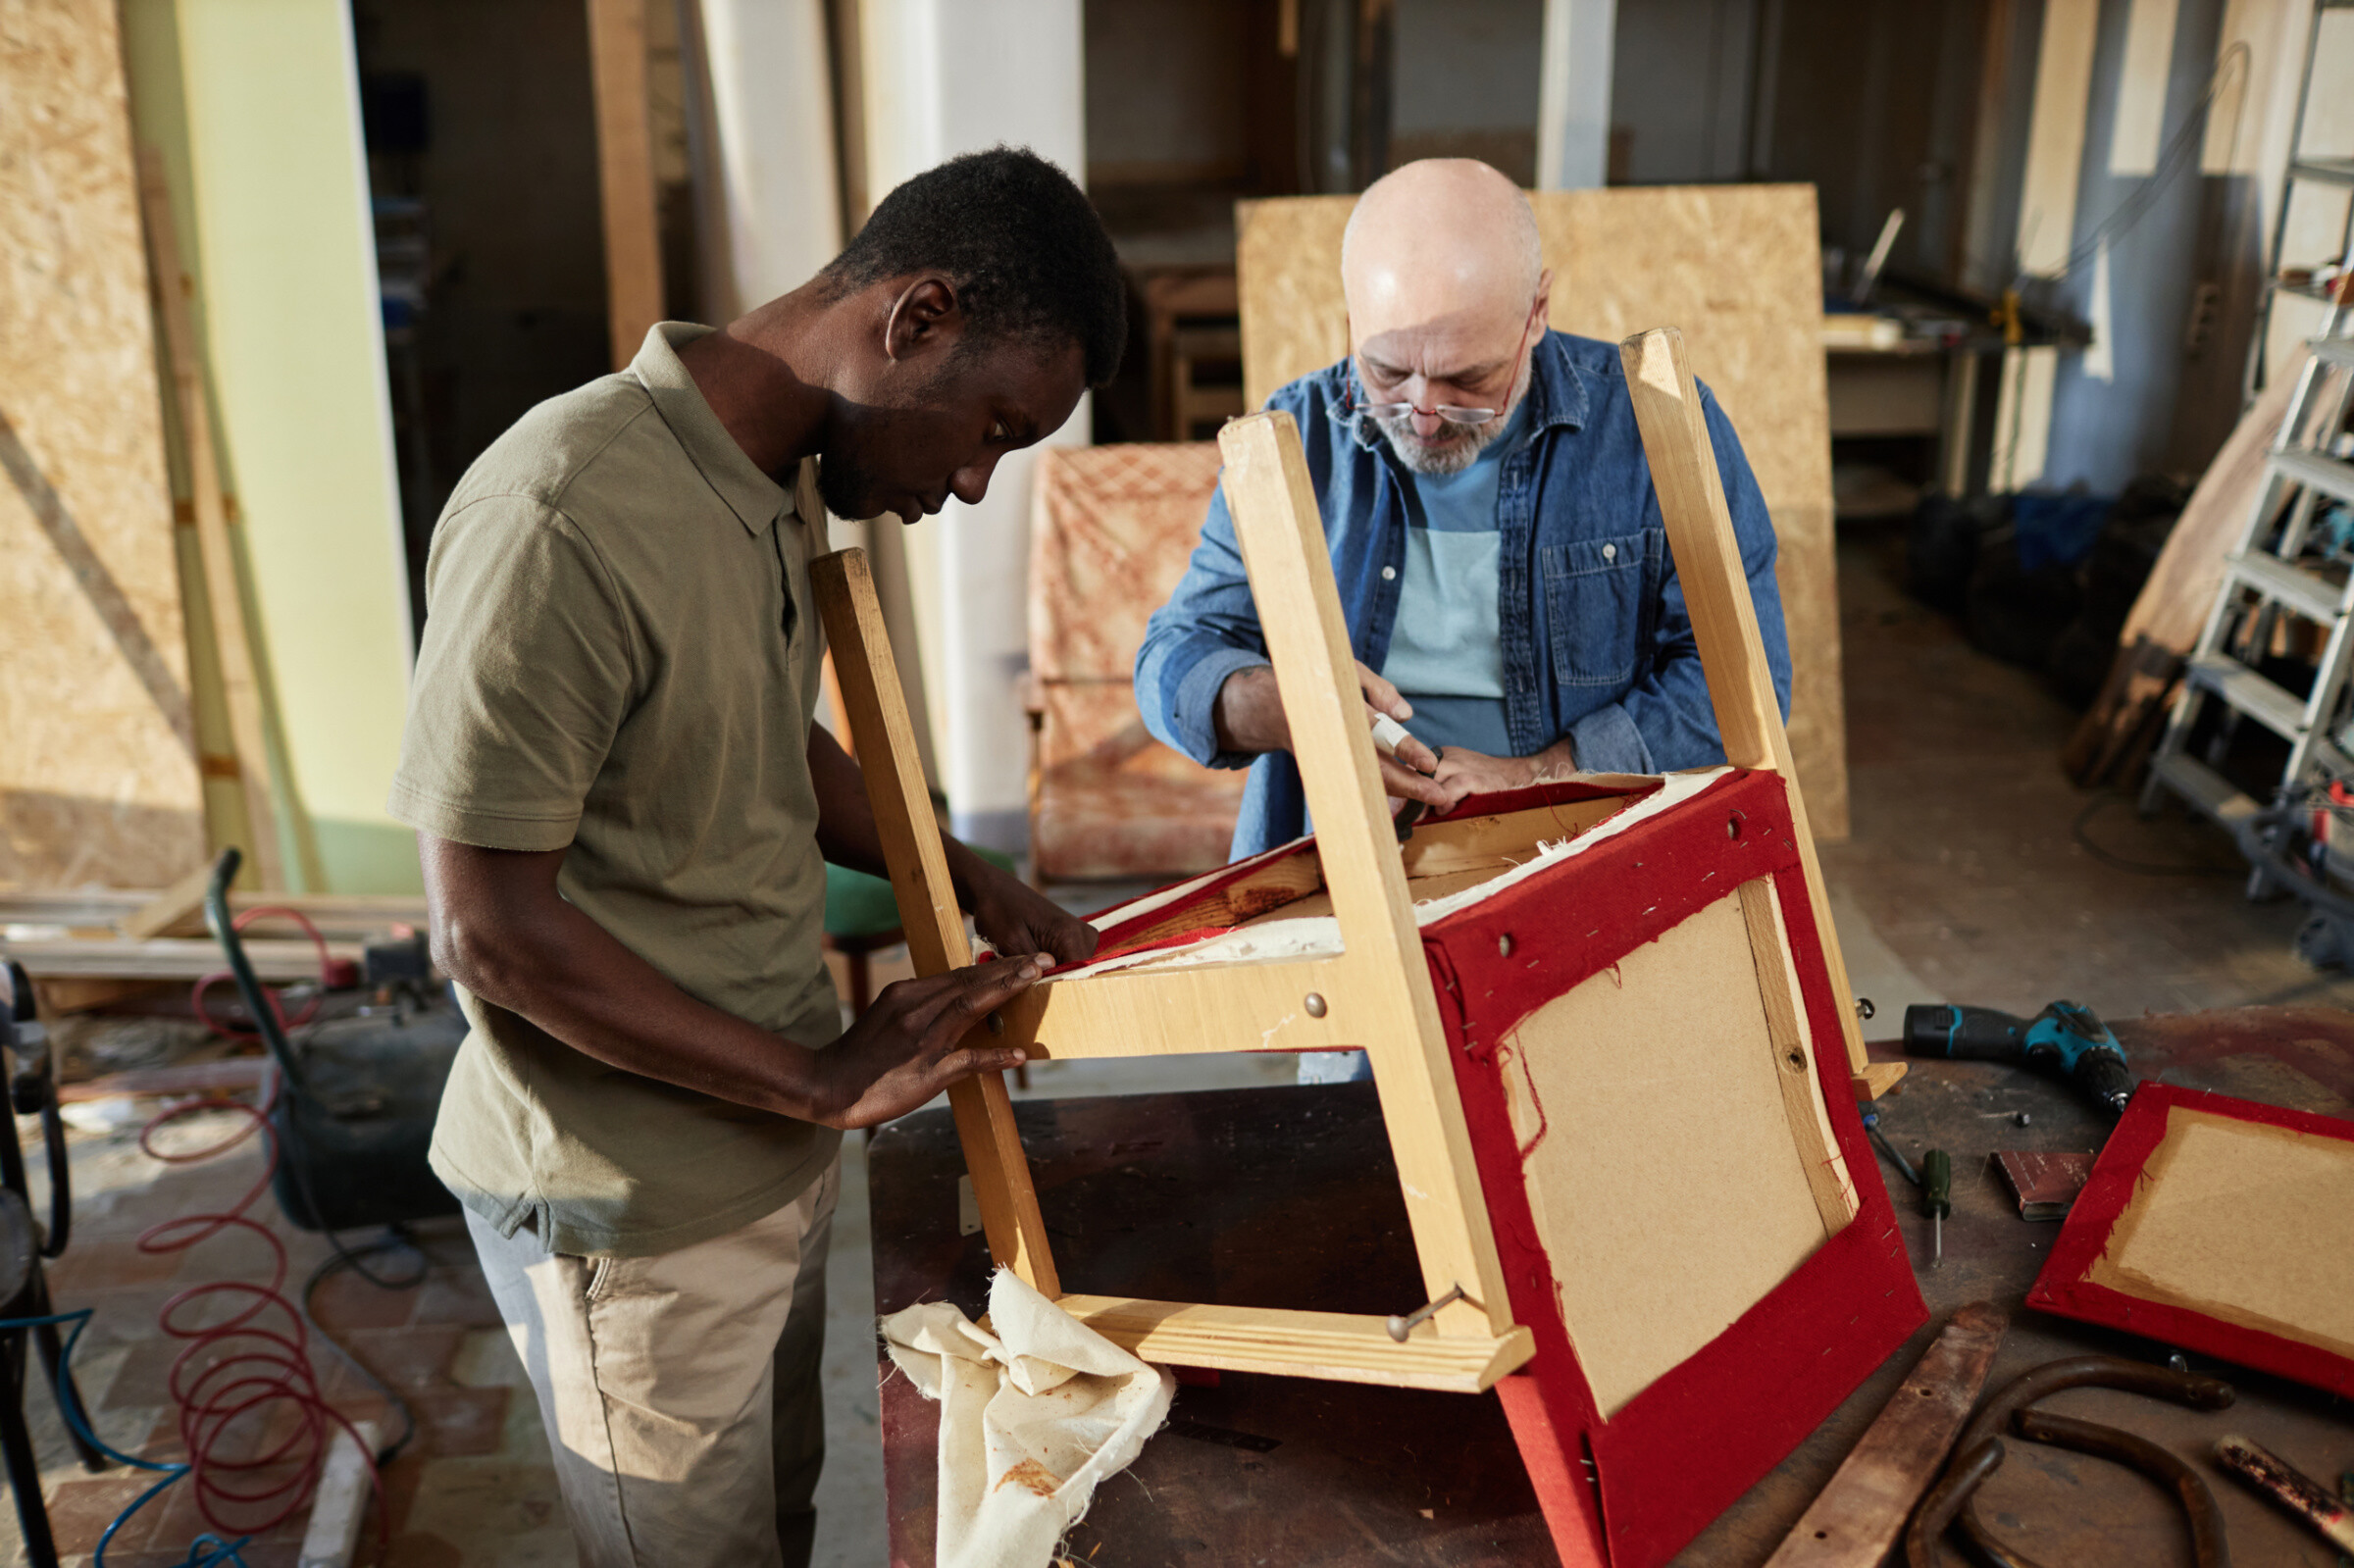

{"left": 1900, "top": 999, "right": 2135, "bottom": 1115}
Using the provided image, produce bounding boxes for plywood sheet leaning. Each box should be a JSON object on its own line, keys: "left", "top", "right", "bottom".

{"left": 1237, "top": 187, "right": 1848, "bottom": 837}
{"left": 2064, "top": 344, "right": 2311, "bottom": 786}
{"left": 0, "top": 0, "right": 204, "bottom": 887}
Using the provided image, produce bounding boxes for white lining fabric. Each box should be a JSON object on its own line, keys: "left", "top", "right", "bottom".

{"left": 880, "top": 1269, "right": 1175, "bottom": 1568}
{"left": 1053, "top": 769, "right": 1733, "bottom": 982}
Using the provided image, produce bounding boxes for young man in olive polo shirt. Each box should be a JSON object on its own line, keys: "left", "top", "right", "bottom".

{"left": 387, "top": 149, "right": 1122, "bottom": 1567}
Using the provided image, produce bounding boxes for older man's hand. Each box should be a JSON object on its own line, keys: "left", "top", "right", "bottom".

{"left": 1212, "top": 661, "right": 1452, "bottom": 810}
{"left": 1430, "top": 738, "right": 1577, "bottom": 811}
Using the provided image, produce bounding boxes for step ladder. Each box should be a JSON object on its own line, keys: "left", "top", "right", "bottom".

{"left": 2142, "top": 290, "right": 2354, "bottom": 830}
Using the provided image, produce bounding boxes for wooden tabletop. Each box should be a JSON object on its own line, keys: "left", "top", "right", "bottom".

{"left": 868, "top": 1007, "right": 2354, "bottom": 1566}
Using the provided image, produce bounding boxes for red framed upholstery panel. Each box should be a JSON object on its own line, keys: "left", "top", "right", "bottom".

{"left": 2025, "top": 1083, "right": 2354, "bottom": 1397}
{"left": 1430, "top": 770, "right": 1925, "bottom": 1566}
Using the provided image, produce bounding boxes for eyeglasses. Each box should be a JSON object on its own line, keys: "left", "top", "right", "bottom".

{"left": 1347, "top": 309, "right": 1539, "bottom": 427}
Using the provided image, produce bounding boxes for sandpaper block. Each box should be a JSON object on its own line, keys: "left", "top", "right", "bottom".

{"left": 1994, "top": 1150, "right": 2092, "bottom": 1221}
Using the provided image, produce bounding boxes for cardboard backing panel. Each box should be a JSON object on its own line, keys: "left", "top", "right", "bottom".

{"left": 1235, "top": 187, "right": 1847, "bottom": 837}
{"left": 2029, "top": 1086, "right": 2354, "bottom": 1393}
{"left": 1498, "top": 885, "right": 1833, "bottom": 1418}
{"left": 2097, "top": 1112, "right": 2354, "bottom": 1358}
{"left": 0, "top": 0, "right": 203, "bottom": 887}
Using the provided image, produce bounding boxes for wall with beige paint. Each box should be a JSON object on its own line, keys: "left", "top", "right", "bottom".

{"left": 122, "top": 0, "right": 420, "bottom": 893}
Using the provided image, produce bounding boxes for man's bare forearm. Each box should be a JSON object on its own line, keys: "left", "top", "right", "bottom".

{"left": 422, "top": 837, "right": 844, "bottom": 1121}
{"left": 1210, "top": 664, "right": 1285, "bottom": 753}
{"left": 806, "top": 725, "right": 1000, "bottom": 903}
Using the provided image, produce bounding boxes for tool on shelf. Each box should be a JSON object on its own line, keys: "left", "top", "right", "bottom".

{"left": 1902, "top": 999, "right": 2135, "bottom": 1114}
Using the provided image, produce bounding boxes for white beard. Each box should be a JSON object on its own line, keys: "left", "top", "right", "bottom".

{"left": 1373, "top": 412, "right": 1504, "bottom": 475}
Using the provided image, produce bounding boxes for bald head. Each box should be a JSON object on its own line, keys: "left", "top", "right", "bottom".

{"left": 1341, "top": 160, "right": 1549, "bottom": 474}
{"left": 1342, "top": 159, "right": 1543, "bottom": 324}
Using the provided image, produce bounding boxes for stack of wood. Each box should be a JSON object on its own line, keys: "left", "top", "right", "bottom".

{"left": 2064, "top": 346, "right": 2312, "bottom": 786}
{"left": 1, "top": 864, "right": 427, "bottom": 1015}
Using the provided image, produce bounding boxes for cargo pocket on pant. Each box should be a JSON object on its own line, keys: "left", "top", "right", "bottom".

{"left": 1541, "top": 532, "right": 1654, "bottom": 687}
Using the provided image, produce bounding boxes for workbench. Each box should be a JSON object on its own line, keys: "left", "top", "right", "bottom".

{"left": 871, "top": 1006, "right": 2354, "bottom": 1565}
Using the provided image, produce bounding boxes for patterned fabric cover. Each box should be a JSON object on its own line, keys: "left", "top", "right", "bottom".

{"left": 1029, "top": 444, "right": 1245, "bottom": 880}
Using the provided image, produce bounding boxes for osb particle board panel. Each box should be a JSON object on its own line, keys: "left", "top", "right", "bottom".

{"left": 1236, "top": 187, "right": 1848, "bottom": 837}
{"left": 0, "top": 0, "right": 203, "bottom": 887}
{"left": 1498, "top": 885, "right": 1832, "bottom": 1417}
{"left": 2090, "top": 1109, "right": 2354, "bottom": 1360}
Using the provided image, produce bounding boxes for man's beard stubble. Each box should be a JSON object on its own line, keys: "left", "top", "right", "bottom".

{"left": 1372, "top": 411, "right": 1504, "bottom": 476}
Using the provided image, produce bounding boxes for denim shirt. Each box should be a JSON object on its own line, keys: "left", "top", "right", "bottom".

{"left": 1135, "top": 329, "right": 1793, "bottom": 860}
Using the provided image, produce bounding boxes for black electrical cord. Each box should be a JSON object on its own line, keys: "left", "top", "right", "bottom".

{"left": 2041, "top": 43, "right": 2254, "bottom": 283}
{"left": 2073, "top": 790, "right": 2248, "bottom": 877}
{"left": 298, "top": 1230, "right": 426, "bottom": 1468}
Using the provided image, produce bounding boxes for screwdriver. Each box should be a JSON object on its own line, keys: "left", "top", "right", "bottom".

{"left": 1922, "top": 1148, "right": 1952, "bottom": 1267}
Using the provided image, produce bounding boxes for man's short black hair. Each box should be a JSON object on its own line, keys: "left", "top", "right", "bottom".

{"left": 822, "top": 146, "right": 1126, "bottom": 387}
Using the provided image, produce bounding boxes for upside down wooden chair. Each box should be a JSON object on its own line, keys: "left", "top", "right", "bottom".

{"left": 816, "top": 329, "right": 1923, "bottom": 1568}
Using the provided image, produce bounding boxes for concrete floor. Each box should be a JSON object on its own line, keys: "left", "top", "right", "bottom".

{"left": 11, "top": 521, "right": 2354, "bottom": 1566}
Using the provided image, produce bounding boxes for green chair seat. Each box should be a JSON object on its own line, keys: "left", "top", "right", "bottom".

{"left": 823, "top": 847, "right": 1017, "bottom": 942}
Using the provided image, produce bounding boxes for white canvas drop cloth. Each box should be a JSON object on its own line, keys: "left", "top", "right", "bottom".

{"left": 880, "top": 1269, "right": 1175, "bottom": 1568}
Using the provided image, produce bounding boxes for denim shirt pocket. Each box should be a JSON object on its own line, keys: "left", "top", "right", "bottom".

{"left": 1541, "top": 531, "right": 1655, "bottom": 687}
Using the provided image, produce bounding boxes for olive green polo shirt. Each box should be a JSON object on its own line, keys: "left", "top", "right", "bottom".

{"left": 389, "top": 322, "right": 843, "bottom": 1257}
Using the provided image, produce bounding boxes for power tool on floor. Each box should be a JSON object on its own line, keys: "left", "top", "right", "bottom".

{"left": 1900, "top": 999, "right": 2135, "bottom": 1115}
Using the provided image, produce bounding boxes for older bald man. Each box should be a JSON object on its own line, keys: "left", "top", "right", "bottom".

{"left": 1138, "top": 158, "right": 1791, "bottom": 861}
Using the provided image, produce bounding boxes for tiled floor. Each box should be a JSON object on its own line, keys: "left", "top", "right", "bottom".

{"left": 7, "top": 522, "right": 2354, "bottom": 1566}
{"left": 0, "top": 1113, "right": 572, "bottom": 1568}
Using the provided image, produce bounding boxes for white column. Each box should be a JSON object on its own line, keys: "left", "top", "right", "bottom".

{"left": 691, "top": 0, "right": 844, "bottom": 317}
{"left": 859, "top": 0, "right": 1088, "bottom": 854}
{"left": 1537, "top": 0, "right": 1615, "bottom": 189}
{"left": 1996, "top": 0, "right": 2102, "bottom": 488}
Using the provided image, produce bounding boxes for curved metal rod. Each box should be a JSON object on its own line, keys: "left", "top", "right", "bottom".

{"left": 1907, "top": 1436, "right": 2006, "bottom": 1568}
{"left": 1915, "top": 1356, "right": 2234, "bottom": 1568}
{"left": 2013, "top": 1409, "right": 2230, "bottom": 1568}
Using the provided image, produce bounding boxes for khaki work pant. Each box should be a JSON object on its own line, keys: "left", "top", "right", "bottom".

{"left": 466, "top": 1158, "right": 840, "bottom": 1568}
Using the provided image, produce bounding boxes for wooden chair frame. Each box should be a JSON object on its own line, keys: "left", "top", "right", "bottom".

{"left": 809, "top": 328, "right": 1890, "bottom": 1395}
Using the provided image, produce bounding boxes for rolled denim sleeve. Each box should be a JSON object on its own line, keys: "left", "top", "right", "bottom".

{"left": 1564, "top": 702, "right": 1655, "bottom": 774}
{"left": 1595, "top": 387, "right": 1792, "bottom": 772}
{"left": 1135, "top": 477, "right": 1271, "bottom": 770}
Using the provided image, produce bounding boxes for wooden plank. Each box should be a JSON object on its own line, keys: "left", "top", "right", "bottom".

{"left": 809, "top": 548, "right": 1059, "bottom": 1296}
{"left": 1, "top": 889, "right": 427, "bottom": 936}
{"left": 117, "top": 860, "right": 216, "bottom": 940}
{"left": 31, "top": 979, "right": 173, "bottom": 1017}
{"left": 1097, "top": 850, "right": 1327, "bottom": 949}
{"left": 1057, "top": 1295, "right": 1534, "bottom": 1393}
{"left": 136, "top": 145, "right": 283, "bottom": 889}
{"left": 1738, "top": 877, "right": 1860, "bottom": 1233}
{"left": 1400, "top": 795, "right": 1632, "bottom": 878}
{"left": 2064, "top": 346, "right": 2309, "bottom": 785}
{"left": 586, "top": 0, "right": 665, "bottom": 371}
{"left": 1618, "top": 328, "right": 1894, "bottom": 1098}
{"left": 1008, "top": 956, "right": 1360, "bottom": 1059}
{"left": 9, "top": 936, "right": 360, "bottom": 981}
{"left": 1215, "top": 411, "right": 1516, "bottom": 1345}
{"left": 60, "top": 1055, "right": 266, "bottom": 1103}
{"left": 1762, "top": 1301, "right": 2008, "bottom": 1566}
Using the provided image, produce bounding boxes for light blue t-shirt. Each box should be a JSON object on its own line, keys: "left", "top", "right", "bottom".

{"left": 1379, "top": 398, "right": 1535, "bottom": 756}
